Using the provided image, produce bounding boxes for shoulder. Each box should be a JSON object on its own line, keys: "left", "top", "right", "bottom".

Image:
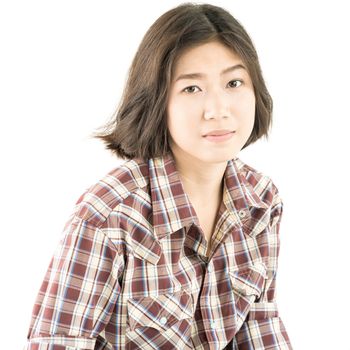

{"left": 235, "top": 157, "right": 283, "bottom": 211}
{"left": 72, "top": 157, "right": 150, "bottom": 228}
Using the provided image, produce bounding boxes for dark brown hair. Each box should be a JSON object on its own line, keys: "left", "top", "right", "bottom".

{"left": 90, "top": 2, "right": 273, "bottom": 161}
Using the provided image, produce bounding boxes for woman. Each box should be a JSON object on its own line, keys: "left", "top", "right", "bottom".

{"left": 24, "top": 3, "right": 293, "bottom": 349}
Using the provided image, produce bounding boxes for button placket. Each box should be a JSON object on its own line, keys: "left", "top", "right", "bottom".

{"left": 210, "top": 320, "right": 217, "bottom": 329}
{"left": 237, "top": 208, "right": 251, "bottom": 229}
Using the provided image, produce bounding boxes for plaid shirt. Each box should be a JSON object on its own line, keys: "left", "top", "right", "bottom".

{"left": 24, "top": 151, "right": 293, "bottom": 349}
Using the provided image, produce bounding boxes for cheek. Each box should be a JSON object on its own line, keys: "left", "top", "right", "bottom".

{"left": 167, "top": 101, "right": 197, "bottom": 130}
{"left": 238, "top": 92, "right": 255, "bottom": 123}
{"left": 240, "top": 90, "right": 255, "bottom": 111}
{"left": 168, "top": 116, "right": 195, "bottom": 140}
{"left": 233, "top": 93, "right": 255, "bottom": 134}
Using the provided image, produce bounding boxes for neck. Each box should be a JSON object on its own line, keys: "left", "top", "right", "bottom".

{"left": 170, "top": 147, "right": 227, "bottom": 205}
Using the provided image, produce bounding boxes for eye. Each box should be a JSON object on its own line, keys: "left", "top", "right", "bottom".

{"left": 228, "top": 79, "right": 243, "bottom": 88}
{"left": 182, "top": 80, "right": 243, "bottom": 94}
{"left": 182, "top": 85, "right": 200, "bottom": 94}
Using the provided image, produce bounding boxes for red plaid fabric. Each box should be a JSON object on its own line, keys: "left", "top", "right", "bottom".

{"left": 23, "top": 151, "right": 293, "bottom": 349}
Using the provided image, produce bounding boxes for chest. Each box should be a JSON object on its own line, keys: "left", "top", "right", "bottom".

{"left": 194, "top": 204, "right": 222, "bottom": 257}
{"left": 197, "top": 211, "right": 217, "bottom": 241}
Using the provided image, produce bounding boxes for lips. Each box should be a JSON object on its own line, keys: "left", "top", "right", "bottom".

{"left": 203, "top": 130, "right": 234, "bottom": 136}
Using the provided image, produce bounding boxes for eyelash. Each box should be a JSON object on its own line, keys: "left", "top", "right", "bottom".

{"left": 182, "top": 79, "right": 243, "bottom": 94}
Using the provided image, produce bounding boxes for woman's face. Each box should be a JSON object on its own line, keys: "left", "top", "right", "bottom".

{"left": 166, "top": 40, "right": 256, "bottom": 164}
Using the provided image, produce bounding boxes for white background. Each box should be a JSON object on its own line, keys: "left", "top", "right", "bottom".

{"left": 1, "top": 1, "right": 349, "bottom": 349}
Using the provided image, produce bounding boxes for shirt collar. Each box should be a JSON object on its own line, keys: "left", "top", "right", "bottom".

{"left": 149, "top": 151, "right": 269, "bottom": 240}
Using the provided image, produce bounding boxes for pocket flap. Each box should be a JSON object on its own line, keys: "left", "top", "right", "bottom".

{"left": 241, "top": 207, "right": 272, "bottom": 238}
{"left": 127, "top": 289, "right": 194, "bottom": 332}
{"left": 229, "top": 262, "right": 267, "bottom": 297}
{"left": 130, "top": 230, "right": 162, "bottom": 265}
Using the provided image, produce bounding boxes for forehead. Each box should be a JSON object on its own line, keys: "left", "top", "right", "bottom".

{"left": 173, "top": 41, "right": 244, "bottom": 74}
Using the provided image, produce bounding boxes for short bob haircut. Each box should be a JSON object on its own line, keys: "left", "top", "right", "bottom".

{"left": 91, "top": 2, "right": 273, "bottom": 161}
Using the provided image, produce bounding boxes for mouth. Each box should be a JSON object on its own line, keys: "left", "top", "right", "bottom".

{"left": 202, "top": 130, "right": 236, "bottom": 137}
{"left": 203, "top": 131, "right": 235, "bottom": 142}
{"left": 204, "top": 131, "right": 234, "bottom": 136}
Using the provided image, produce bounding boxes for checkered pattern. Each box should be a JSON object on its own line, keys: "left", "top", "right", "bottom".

{"left": 23, "top": 151, "right": 293, "bottom": 349}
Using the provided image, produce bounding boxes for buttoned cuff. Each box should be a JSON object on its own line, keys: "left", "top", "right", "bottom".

{"left": 23, "top": 336, "right": 96, "bottom": 350}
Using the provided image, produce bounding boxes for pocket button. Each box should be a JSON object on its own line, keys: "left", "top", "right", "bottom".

{"left": 238, "top": 209, "right": 246, "bottom": 218}
{"left": 159, "top": 316, "right": 167, "bottom": 325}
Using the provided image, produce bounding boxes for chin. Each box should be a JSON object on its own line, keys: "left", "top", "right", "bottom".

{"left": 198, "top": 152, "right": 234, "bottom": 164}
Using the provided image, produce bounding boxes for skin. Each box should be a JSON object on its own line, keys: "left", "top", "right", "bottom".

{"left": 166, "top": 40, "right": 256, "bottom": 208}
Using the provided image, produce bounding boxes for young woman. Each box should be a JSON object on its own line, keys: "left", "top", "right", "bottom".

{"left": 24, "top": 3, "right": 293, "bottom": 349}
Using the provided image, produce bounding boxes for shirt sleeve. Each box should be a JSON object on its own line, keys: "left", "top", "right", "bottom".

{"left": 23, "top": 214, "right": 125, "bottom": 350}
{"left": 232, "top": 194, "right": 293, "bottom": 349}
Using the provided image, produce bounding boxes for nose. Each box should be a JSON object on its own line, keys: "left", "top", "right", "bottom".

{"left": 203, "top": 88, "right": 230, "bottom": 120}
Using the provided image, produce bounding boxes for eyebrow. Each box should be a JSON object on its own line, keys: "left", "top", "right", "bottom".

{"left": 174, "top": 64, "right": 247, "bottom": 82}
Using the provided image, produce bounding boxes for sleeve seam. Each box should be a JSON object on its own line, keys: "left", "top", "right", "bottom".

{"left": 71, "top": 216, "right": 123, "bottom": 256}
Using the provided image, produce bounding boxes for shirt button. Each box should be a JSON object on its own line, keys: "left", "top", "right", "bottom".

{"left": 207, "top": 264, "right": 213, "bottom": 272}
{"left": 159, "top": 316, "right": 167, "bottom": 325}
{"left": 210, "top": 320, "right": 217, "bottom": 329}
{"left": 238, "top": 209, "right": 246, "bottom": 218}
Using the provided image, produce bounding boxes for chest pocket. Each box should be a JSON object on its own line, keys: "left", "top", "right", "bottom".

{"left": 126, "top": 288, "right": 194, "bottom": 349}
{"left": 229, "top": 261, "right": 268, "bottom": 330}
